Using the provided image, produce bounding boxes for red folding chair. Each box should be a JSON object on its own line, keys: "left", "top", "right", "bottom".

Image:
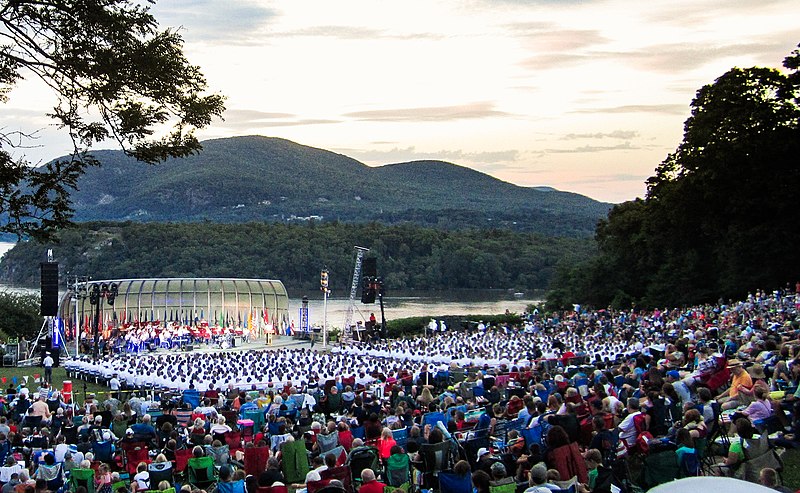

{"left": 174, "top": 448, "right": 193, "bottom": 475}
{"left": 225, "top": 431, "right": 243, "bottom": 454}
{"left": 125, "top": 446, "right": 151, "bottom": 475}
{"left": 243, "top": 446, "right": 270, "bottom": 476}
{"left": 256, "top": 486, "right": 288, "bottom": 493}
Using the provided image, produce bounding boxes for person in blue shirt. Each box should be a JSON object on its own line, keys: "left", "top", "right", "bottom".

{"left": 238, "top": 395, "right": 258, "bottom": 416}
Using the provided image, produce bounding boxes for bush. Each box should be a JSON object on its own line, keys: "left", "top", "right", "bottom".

{"left": 0, "top": 292, "right": 43, "bottom": 340}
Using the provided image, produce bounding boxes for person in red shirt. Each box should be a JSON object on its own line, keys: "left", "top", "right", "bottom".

{"left": 376, "top": 427, "right": 396, "bottom": 461}
{"left": 357, "top": 469, "right": 387, "bottom": 493}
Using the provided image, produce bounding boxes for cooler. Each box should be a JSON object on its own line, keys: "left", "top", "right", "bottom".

{"left": 62, "top": 380, "right": 72, "bottom": 403}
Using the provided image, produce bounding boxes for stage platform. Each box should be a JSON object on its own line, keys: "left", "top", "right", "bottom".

{"left": 140, "top": 333, "right": 335, "bottom": 356}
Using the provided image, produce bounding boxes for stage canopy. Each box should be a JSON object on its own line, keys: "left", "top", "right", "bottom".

{"left": 58, "top": 278, "right": 289, "bottom": 335}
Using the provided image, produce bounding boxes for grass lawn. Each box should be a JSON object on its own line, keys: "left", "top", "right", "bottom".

{"left": 0, "top": 366, "right": 107, "bottom": 400}
{"left": 781, "top": 448, "right": 800, "bottom": 490}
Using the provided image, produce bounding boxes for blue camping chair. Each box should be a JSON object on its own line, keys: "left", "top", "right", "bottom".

{"left": 391, "top": 428, "right": 408, "bottom": 449}
{"left": 182, "top": 389, "right": 201, "bottom": 409}
{"left": 421, "top": 412, "right": 446, "bottom": 430}
{"left": 438, "top": 472, "right": 472, "bottom": 493}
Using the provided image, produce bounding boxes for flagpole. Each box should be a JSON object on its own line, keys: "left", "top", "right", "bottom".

{"left": 323, "top": 287, "right": 328, "bottom": 349}
{"left": 320, "top": 269, "right": 329, "bottom": 349}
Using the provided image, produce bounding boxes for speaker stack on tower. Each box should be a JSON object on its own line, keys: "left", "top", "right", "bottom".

{"left": 361, "top": 257, "right": 378, "bottom": 304}
{"left": 40, "top": 262, "right": 59, "bottom": 317}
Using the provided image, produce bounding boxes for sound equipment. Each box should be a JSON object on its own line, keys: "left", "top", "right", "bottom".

{"left": 362, "top": 257, "right": 377, "bottom": 278}
{"left": 361, "top": 277, "right": 376, "bottom": 304}
{"left": 40, "top": 262, "right": 59, "bottom": 316}
{"left": 185, "top": 345, "right": 193, "bottom": 352}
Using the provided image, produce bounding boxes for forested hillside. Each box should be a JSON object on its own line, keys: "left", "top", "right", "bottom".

{"left": 50, "top": 136, "right": 609, "bottom": 236}
{"left": 0, "top": 222, "right": 595, "bottom": 292}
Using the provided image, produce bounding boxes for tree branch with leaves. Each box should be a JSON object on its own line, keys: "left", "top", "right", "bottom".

{"left": 0, "top": 0, "right": 225, "bottom": 241}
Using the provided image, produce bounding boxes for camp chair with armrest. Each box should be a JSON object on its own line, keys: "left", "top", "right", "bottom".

{"left": 390, "top": 428, "right": 408, "bottom": 450}
{"left": 319, "top": 464, "right": 352, "bottom": 492}
{"left": 488, "top": 481, "right": 516, "bottom": 493}
{"left": 386, "top": 452, "right": 410, "bottom": 487}
{"left": 91, "top": 440, "right": 115, "bottom": 464}
{"left": 678, "top": 450, "right": 701, "bottom": 477}
{"left": 216, "top": 479, "right": 245, "bottom": 493}
{"left": 256, "top": 486, "right": 288, "bottom": 493}
{"left": 224, "top": 430, "right": 243, "bottom": 454}
{"left": 317, "top": 432, "right": 339, "bottom": 453}
{"left": 69, "top": 467, "right": 96, "bottom": 493}
{"left": 416, "top": 440, "right": 454, "bottom": 490}
{"left": 438, "top": 472, "right": 472, "bottom": 493}
{"left": 737, "top": 433, "right": 784, "bottom": 483}
{"left": 243, "top": 446, "right": 270, "bottom": 476}
{"left": 147, "top": 461, "right": 174, "bottom": 486}
{"left": 187, "top": 455, "right": 217, "bottom": 490}
{"left": 125, "top": 446, "right": 151, "bottom": 476}
{"left": 280, "top": 438, "right": 310, "bottom": 484}
{"left": 174, "top": 448, "right": 192, "bottom": 476}
{"left": 346, "top": 446, "right": 381, "bottom": 487}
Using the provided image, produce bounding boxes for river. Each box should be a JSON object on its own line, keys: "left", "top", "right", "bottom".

{"left": 0, "top": 241, "right": 541, "bottom": 326}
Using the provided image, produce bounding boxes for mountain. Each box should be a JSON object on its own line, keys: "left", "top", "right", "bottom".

{"left": 62, "top": 135, "right": 610, "bottom": 236}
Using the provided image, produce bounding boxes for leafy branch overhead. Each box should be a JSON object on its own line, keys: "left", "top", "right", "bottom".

{"left": 0, "top": 0, "right": 225, "bottom": 240}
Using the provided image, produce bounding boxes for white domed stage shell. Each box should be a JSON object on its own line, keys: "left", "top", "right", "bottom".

{"left": 59, "top": 278, "right": 289, "bottom": 335}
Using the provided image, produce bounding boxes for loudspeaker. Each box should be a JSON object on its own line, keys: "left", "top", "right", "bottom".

{"left": 361, "top": 277, "right": 376, "bottom": 304}
{"left": 185, "top": 345, "right": 193, "bottom": 352}
{"left": 362, "top": 257, "right": 377, "bottom": 278}
{"left": 40, "top": 262, "right": 59, "bottom": 316}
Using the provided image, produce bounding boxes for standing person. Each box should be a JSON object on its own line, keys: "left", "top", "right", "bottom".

{"left": 42, "top": 352, "right": 54, "bottom": 385}
{"left": 108, "top": 374, "right": 121, "bottom": 400}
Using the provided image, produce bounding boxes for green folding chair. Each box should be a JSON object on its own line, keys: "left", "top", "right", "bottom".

{"left": 69, "top": 468, "right": 96, "bottom": 493}
{"left": 187, "top": 456, "right": 217, "bottom": 491}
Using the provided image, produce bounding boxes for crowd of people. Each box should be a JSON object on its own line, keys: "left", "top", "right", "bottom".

{"left": 3, "top": 285, "right": 799, "bottom": 493}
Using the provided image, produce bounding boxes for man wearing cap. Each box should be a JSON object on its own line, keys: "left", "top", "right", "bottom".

{"left": 476, "top": 447, "right": 495, "bottom": 475}
{"left": 42, "top": 352, "right": 54, "bottom": 384}
{"left": 717, "top": 359, "right": 753, "bottom": 410}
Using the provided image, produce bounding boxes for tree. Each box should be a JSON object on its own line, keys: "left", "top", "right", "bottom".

{"left": 550, "top": 43, "right": 800, "bottom": 308}
{"left": 0, "top": 0, "right": 225, "bottom": 240}
{"left": 0, "top": 291, "right": 42, "bottom": 339}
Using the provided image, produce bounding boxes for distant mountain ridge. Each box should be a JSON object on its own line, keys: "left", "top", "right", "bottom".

{"left": 61, "top": 135, "right": 610, "bottom": 236}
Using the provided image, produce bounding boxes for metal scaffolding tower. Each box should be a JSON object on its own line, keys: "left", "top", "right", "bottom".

{"left": 342, "top": 246, "right": 369, "bottom": 343}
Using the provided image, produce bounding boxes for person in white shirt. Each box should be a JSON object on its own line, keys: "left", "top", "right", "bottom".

{"left": 617, "top": 398, "right": 642, "bottom": 448}
{"left": 42, "top": 353, "right": 54, "bottom": 384}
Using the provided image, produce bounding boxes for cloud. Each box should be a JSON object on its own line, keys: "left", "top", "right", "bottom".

{"left": 337, "top": 146, "right": 521, "bottom": 166}
{"left": 562, "top": 130, "right": 640, "bottom": 140}
{"left": 597, "top": 40, "right": 793, "bottom": 73}
{"left": 152, "top": 0, "right": 278, "bottom": 44}
{"left": 218, "top": 109, "right": 339, "bottom": 131}
{"left": 276, "top": 25, "right": 442, "bottom": 40}
{"left": 545, "top": 142, "right": 639, "bottom": 153}
{"left": 343, "top": 102, "right": 512, "bottom": 122}
{"left": 561, "top": 173, "right": 649, "bottom": 186}
{"left": 514, "top": 27, "right": 609, "bottom": 51}
{"left": 571, "top": 104, "right": 687, "bottom": 115}
{"left": 224, "top": 109, "right": 296, "bottom": 120}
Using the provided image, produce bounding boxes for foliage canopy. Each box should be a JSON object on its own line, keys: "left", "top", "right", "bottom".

{"left": 0, "top": 221, "right": 595, "bottom": 293}
{"left": 548, "top": 43, "right": 800, "bottom": 309}
{"left": 0, "top": 0, "right": 225, "bottom": 241}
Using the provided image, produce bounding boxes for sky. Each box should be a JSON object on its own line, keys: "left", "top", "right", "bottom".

{"left": 2, "top": 1, "right": 799, "bottom": 203}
